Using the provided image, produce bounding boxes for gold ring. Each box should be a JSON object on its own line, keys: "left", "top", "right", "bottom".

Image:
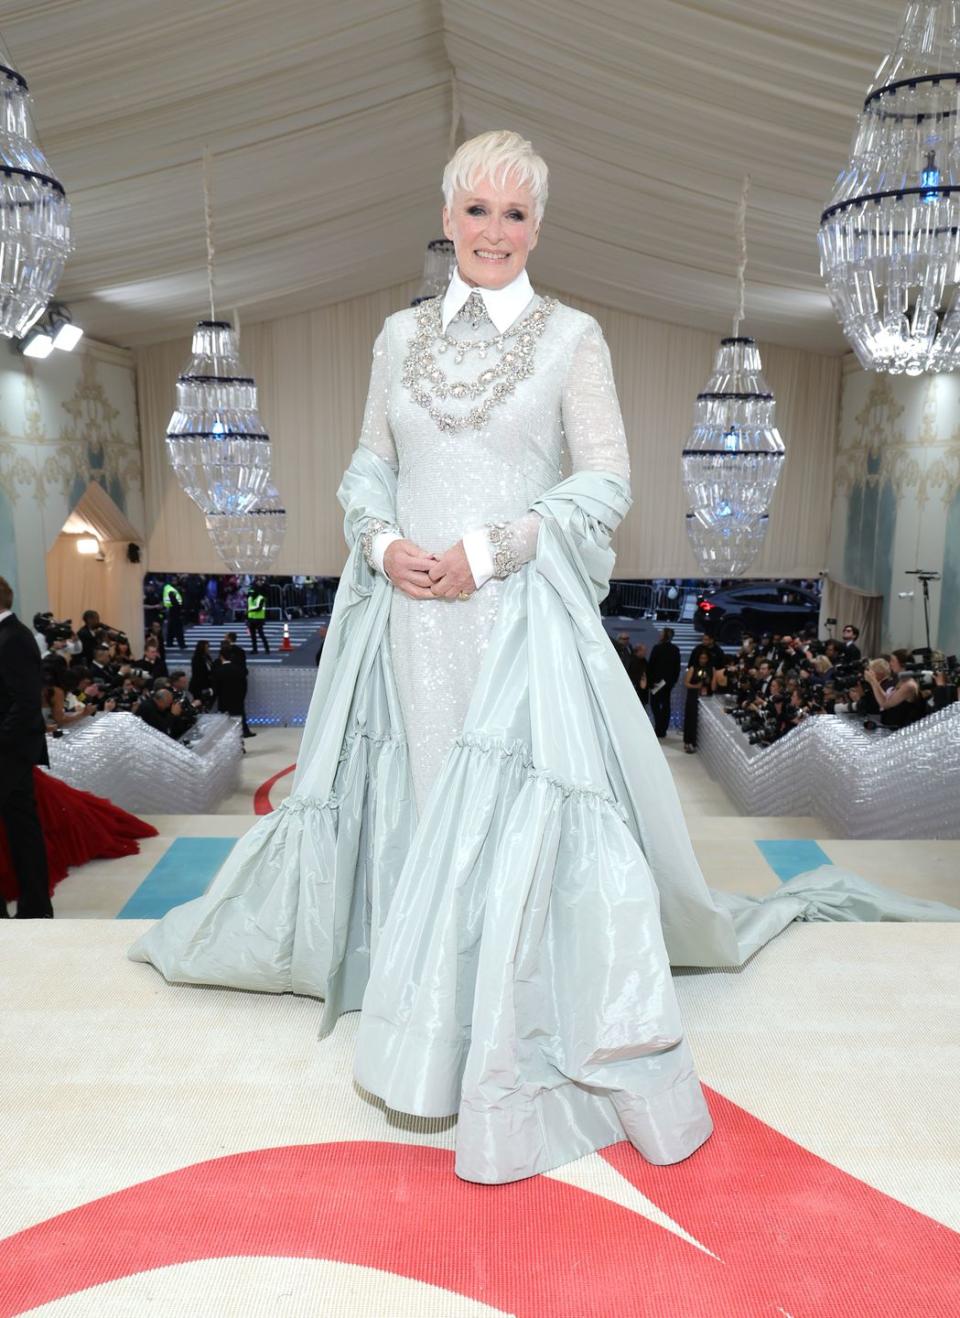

{"left": 457, "top": 590, "right": 470, "bottom": 601}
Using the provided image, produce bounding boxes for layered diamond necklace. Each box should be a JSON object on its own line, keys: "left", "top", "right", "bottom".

{"left": 402, "top": 288, "right": 557, "bottom": 433}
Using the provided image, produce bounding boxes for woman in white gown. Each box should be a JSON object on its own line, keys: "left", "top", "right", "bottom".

{"left": 130, "top": 130, "right": 959, "bottom": 1184}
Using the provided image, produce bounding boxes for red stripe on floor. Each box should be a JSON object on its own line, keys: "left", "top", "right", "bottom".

{"left": 1, "top": 1092, "right": 957, "bottom": 1316}
{"left": 253, "top": 764, "right": 295, "bottom": 815}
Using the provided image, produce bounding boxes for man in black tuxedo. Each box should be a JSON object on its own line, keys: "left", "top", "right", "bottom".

{"left": 841, "top": 624, "right": 862, "bottom": 663}
{"left": 0, "top": 577, "right": 52, "bottom": 918}
{"left": 90, "top": 644, "right": 117, "bottom": 689}
{"left": 648, "top": 626, "right": 681, "bottom": 739}
{"left": 224, "top": 632, "right": 254, "bottom": 738}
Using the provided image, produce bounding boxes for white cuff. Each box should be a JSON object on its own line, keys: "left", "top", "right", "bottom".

{"left": 371, "top": 531, "right": 403, "bottom": 576}
{"left": 462, "top": 527, "right": 495, "bottom": 589}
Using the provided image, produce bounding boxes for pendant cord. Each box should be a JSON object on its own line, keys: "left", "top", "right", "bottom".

{"left": 202, "top": 146, "right": 217, "bottom": 323}
{"left": 448, "top": 72, "right": 462, "bottom": 158}
{"left": 732, "top": 173, "right": 751, "bottom": 338}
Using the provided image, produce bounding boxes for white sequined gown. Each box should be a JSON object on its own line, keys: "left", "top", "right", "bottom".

{"left": 358, "top": 290, "right": 630, "bottom": 813}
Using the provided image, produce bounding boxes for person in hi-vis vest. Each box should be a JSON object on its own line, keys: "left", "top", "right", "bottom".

{"left": 162, "top": 578, "right": 185, "bottom": 650}
{"left": 246, "top": 582, "right": 269, "bottom": 654}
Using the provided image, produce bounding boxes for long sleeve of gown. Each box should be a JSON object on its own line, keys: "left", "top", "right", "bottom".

{"left": 463, "top": 317, "right": 632, "bottom": 587}
{"left": 356, "top": 326, "right": 403, "bottom": 575}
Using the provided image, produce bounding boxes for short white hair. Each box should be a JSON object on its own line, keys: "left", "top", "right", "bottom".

{"left": 442, "top": 130, "right": 548, "bottom": 225}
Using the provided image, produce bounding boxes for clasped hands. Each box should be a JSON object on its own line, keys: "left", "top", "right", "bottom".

{"left": 383, "top": 538, "right": 475, "bottom": 601}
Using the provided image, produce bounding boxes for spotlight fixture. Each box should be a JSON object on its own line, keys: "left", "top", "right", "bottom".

{"left": 76, "top": 536, "right": 100, "bottom": 555}
{"left": 14, "top": 303, "right": 83, "bottom": 358}
{"left": 21, "top": 325, "right": 54, "bottom": 358}
{"left": 50, "top": 306, "right": 83, "bottom": 351}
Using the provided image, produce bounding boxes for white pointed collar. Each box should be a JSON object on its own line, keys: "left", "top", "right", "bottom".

{"left": 440, "top": 266, "right": 535, "bottom": 335}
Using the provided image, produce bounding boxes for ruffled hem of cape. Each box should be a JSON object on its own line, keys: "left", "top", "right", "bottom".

{"left": 354, "top": 730, "right": 715, "bottom": 1181}
{"left": 127, "top": 729, "right": 415, "bottom": 1013}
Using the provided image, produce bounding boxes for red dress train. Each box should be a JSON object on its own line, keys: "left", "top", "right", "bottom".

{"left": 0, "top": 769, "right": 158, "bottom": 901}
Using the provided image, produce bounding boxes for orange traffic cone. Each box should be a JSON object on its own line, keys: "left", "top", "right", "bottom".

{"left": 280, "top": 621, "right": 292, "bottom": 652}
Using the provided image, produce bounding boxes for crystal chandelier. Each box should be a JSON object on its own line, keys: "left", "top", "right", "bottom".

{"left": 819, "top": 1, "right": 960, "bottom": 374}
{"left": 165, "top": 318, "right": 272, "bottom": 515}
{"left": 0, "top": 62, "right": 72, "bottom": 337}
{"left": 166, "top": 149, "right": 273, "bottom": 519}
{"left": 205, "top": 483, "right": 286, "bottom": 573}
{"left": 682, "top": 177, "right": 785, "bottom": 576}
{"left": 412, "top": 238, "right": 456, "bottom": 305}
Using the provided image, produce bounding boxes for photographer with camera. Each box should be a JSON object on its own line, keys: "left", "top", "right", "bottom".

{"left": 77, "top": 610, "right": 121, "bottom": 665}
{"left": 168, "top": 670, "right": 203, "bottom": 737}
{"left": 34, "top": 613, "right": 81, "bottom": 661}
{"left": 931, "top": 660, "right": 960, "bottom": 710}
{"left": 864, "top": 649, "right": 925, "bottom": 729}
{"left": 111, "top": 673, "right": 147, "bottom": 713}
{"left": 41, "top": 630, "right": 73, "bottom": 668}
{"left": 138, "top": 685, "right": 187, "bottom": 740}
{"left": 41, "top": 665, "right": 96, "bottom": 732}
{"left": 136, "top": 637, "right": 168, "bottom": 682}
{"left": 840, "top": 658, "right": 888, "bottom": 716}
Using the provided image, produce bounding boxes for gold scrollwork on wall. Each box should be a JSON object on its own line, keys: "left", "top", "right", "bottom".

{"left": 836, "top": 374, "right": 960, "bottom": 508}
{"left": 0, "top": 354, "right": 142, "bottom": 508}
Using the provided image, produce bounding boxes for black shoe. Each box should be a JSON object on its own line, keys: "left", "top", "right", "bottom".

{"left": 242, "top": 730, "right": 257, "bottom": 738}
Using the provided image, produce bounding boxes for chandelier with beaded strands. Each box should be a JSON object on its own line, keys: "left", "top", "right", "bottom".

{"left": 819, "top": 1, "right": 960, "bottom": 374}
{"left": 165, "top": 150, "right": 284, "bottom": 569}
{"left": 205, "top": 482, "right": 287, "bottom": 573}
{"left": 0, "top": 57, "right": 72, "bottom": 337}
{"left": 413, "top": 238, "right": 456, "bottom": 306}
{"left": 682, "top": 176, "right": 786, "bottom": 576}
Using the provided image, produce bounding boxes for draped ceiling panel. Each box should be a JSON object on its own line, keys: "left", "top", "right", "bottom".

{"left": 0, "top": 0, "right": 911, "bottom": 351}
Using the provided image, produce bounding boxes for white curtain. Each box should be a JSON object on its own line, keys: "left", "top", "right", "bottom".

{"left": 138, "top": 279, "right": 842, "bottom": 579}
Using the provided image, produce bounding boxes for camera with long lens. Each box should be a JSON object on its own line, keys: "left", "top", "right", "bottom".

{"left": 831, "top": 658, "right": 868, "bottom": 694}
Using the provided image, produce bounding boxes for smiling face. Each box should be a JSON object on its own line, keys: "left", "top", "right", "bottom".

{"left": 442, "top": 172, "right": 541, "bottom": 289}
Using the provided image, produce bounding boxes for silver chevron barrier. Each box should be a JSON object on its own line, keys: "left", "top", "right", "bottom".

{"left": 47, "top": 712, "right": 242, "bottom": 815}
{"left": 697, "top": 697, "right": 960, "bottom": 838}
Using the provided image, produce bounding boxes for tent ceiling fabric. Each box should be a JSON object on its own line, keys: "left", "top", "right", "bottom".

{"left": 56, "top": 480, "right": 142, "bottom": 550}
{"left": 3, "top": 0, "right": 908, "bottom": 350}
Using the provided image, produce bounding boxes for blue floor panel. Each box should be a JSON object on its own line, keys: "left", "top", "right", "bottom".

{"left": 755, "top": 839, "right": 833, "bottom": 883}
{"left": 116, "top": 837, "right": 237, "bottom": 920}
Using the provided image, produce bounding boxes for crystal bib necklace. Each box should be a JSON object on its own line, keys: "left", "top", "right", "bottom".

{"left": 402, "top": 289, "right": 558, "bottom": 433}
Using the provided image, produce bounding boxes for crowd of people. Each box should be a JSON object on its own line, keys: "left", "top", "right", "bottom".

{"left": 144, "top": 572, "right": 337, "bottom": 654}
{"left": 613, "top": 622, "right": 960, "bottom": 753}
{"left": 34, "top": 608, "right": 257, "bottom": 742}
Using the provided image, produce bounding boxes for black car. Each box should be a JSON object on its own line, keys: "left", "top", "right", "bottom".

{"left": 693, "top": 583, "right": 820, "bottom": 643}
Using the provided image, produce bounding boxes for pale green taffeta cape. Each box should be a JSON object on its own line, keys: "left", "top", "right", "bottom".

{"left": 130, "top": 447, "right": 959, "bottom": 1183}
